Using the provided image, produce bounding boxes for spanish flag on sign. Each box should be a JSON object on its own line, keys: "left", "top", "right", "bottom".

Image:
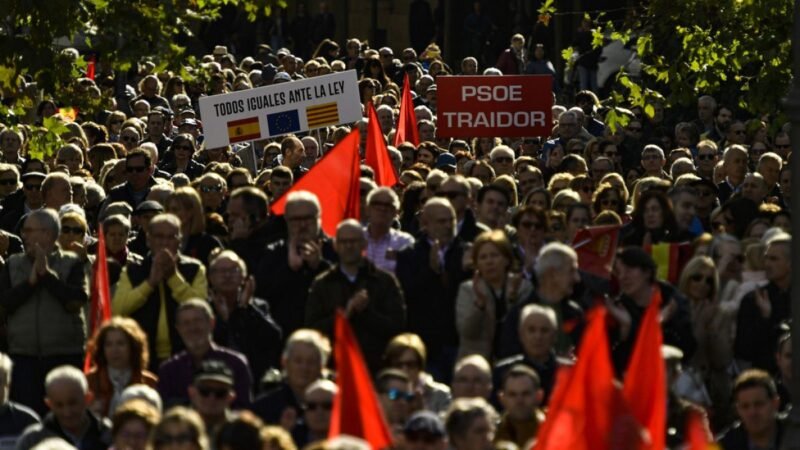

{"left": 227, "top": 117, "right": 261, "bottom": 144}
{"left": 306, "top": 102, "right": 340, "bottom": 129}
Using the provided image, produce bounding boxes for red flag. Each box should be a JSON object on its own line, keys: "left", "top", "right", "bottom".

{"left": 393, "top": 73, "right": 419, "bottom": 147}
{"left": 87, "top": 56, "right": 96, "bottom": 80}
{"left": 622, "top": 287, "right": 666, "bottom": 450}
{"left": 329, "top": 310, "right": 393, "bottom": 449}
{"left": 270, "top": 130, "right": 361, "bottom": 236}
{"left": 535, "top": 308, "right": 645, "bottom": 450}
{"left": 685, "top": 409, "right": 717, "bottom": 450}
{"left": 83, "top": 227, "right": 112, "bottom": 372}
{"left": 572, "top": 225, "right": 621, "bottom": 279}
{"left": 366, "top": 103, "right": 398, "bottom": 187}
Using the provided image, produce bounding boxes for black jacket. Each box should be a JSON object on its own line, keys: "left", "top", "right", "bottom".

{"left": 457, "top": 209, "right": 490, "bottom": 243}
{"left": 734, "top": 281, "right": 791, "bottom": 373}
{"left": 182, "top": 232, "right": 223, "bottom": 266}
{"left": 101, "top": 178, "right": 158, "bottom": 212}
{"left": 16, "top": 410, "right": 111, "bottom": 450}
{"left": 718, "top": 415, "right": 787, "bottom": 450}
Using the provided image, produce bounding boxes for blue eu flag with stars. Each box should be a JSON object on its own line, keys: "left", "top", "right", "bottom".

{"left": 267, "top": 109, "right": 301, "bottom": 135}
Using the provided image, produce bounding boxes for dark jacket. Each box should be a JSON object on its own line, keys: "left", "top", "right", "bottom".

{"left": 254, "top": 237, "right": 337, "bottom": 340}
{"left": 395, "top": 236, "right": 472, "bottom": 357}
{"left": 493, "top": 352, "right": 565, "bottom": 407}
{"left": 182, "top": 232, "right": 223, "bottom": 266}
{"left": 305, "top": 260, "right": 406, "bottom": 373}
{"left": 102, "top": 178, "right": 159, "bottom": 212}
{"left": 734, "top": 281, "right": 791, "bottom": 373}
{"left": 159, "top": 158, "right": 206, "bottom": 180}
{"left": 213, "top": 297, "right": 283, "bottom": 387}
{"left": 229, "top": 217, "right": 287, "bottom": 273}
{"left": 0, "top": 401, "right": 39, "bottom": 444}
{"left": 457, "top": 209, "right": 490, "bottom": 243}
{"left": 251, "top": 381, "right": 301, "bottom": 425}
{"left": 718, "top": 415, "right": 787, "bottom": 450}
{"left": 15, "top": 410, "right": 111, "bottom": 450}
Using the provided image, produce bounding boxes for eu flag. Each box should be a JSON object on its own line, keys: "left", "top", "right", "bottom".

{"left": 267, "top": 109, "right": 301, "bottom": 135}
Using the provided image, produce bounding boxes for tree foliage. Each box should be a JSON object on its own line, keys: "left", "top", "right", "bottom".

{"left": 548, "top": 0, "right": 792, "bottom": 127}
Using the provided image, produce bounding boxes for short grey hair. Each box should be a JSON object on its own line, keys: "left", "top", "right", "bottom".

{"left": 286, "top": 190, "right": 321, "bottom": 217}
{"left": 366, "top": 186, "right": 400, "bottom": 210}
{"left": 209, "top": 249, "right": 247, "bottom": 276}
{"left": 519, "top": 303, "right": 558, "bottom": 330}
{"left": 535, "top": 242, "right": 578, "bottom": 278}
{"left": 45, "top": 365, "right": 88, "bottom": 395}
{"left": 445, "top": 397, "right": 499, "bottom": 441}
{"left": 120, "top": 384, "right": 163, "bottom": 412}
{"left": 147, "top": 212, "right": 182, "bottom": 236}
{"left": 489, "top": 145, "right": 515, "bottom": 161}
{"left": 27, "top": 208, "right": 61, "bottom": 238}
{"left": 642, "top": 144, "right": 665, "bottom": 159}
{"left": 0, "top": 352, "right": 12, "bottom": 380}
{"left": 305, "top": 379, "right": 338, "bottom": 397}
{"left": 283, "top": 329, "right": 331, "bottom": 367}
{"left": 453, "top": 354, "right": 491, "bottom": 377}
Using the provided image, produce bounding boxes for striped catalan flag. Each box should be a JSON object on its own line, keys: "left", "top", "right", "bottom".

{"left": 306, "top": 102, "right": 340, "bottom": 129}
{"left": 645, "top": 242, "right": 693, "bottom": 285}
{"left": 227, "top": 117, "right": 261, "bottom": 144}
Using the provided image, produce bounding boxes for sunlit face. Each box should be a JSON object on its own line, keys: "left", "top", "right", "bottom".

{"left": 519, "top": 313, "right": 556, "bottom": 360}
{"left": 46, "top": 380, "right": 88, "bottom": 433}
{"left": 103, "top": 328, "right": 132, "bottom": 370}
{"left": 58, "top": 218, "right": 85, "bottom": 249}
{"left": 642, "top": 198, "right": 664, "bottom": 230}
{"left": 735, "top": 387, "right": 779, "bottom": 439}
{"left": 284, "top": 342, "right": 322, "bottom": 393}
{"left": 475, "top": 242, "right": 509, "bottom": 281}
{"left": 686, "top": 267, "right": 714, "bottom": 301}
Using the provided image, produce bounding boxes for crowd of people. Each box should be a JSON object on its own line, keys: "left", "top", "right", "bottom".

{"left": 0, "top": 17, "right": 793, "bottom": 450}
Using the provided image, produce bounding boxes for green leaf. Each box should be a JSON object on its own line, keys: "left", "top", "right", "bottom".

{"left": 644, "top": 104, "right": 655, "bottom": 119}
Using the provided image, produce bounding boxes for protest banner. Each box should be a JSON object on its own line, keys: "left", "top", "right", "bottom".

{"left": 436, "top": 75, "right": 553, "bottom": 138}
{"left": 198, "top": 70, "right": 361, "bottom": 148}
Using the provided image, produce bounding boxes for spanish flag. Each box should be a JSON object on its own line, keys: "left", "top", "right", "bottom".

{"left": 227, "top": 117, "right": 261, "bottom": 144}
{"left": 306, "top": 102, "right": 340, "bottom": 129}
{"left": 644, "top": 242, "right": 693, "bottom": 285}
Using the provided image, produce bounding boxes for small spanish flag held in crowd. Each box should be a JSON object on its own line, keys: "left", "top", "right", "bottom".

{"left": 227, "top": 116, "right": 261, "bottom": 144}
{"left": 306, "top": 102, "right": 340, "bottom": 129}
{"left": 644, "top": 242, "right": 693, "bottom": 285}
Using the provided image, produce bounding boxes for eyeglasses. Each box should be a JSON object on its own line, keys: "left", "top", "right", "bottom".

{"left": 126, "top": 166, "right": 147, "bottom": 173}
{"left": 154, "top": 433, "right": 194, "bottom": 446}
{"left": 0, "top": 179, "right": 17, "bottom": 186}
{"left": 212, "top": 267, "right": 242, "bottom": 276}
{"left": 197, "top": 386, "right": 230, "bottom": 399}
{"left": 305, "top": 401, "right": 333, "bottom": 411}
{"left": 689, "top": 274, "right": 714, "bottom": 286}
{"left": 697, "top": 154, "right": 716, "bottom": 161}
{"left": 24, "top": 184, "right": 41, "bottom": 191}
{"left": 436, "top": 191, "right": 465, "bottom": 200}
{"left": 386, "top": 389, "right": 415, "bottom": 402}
{"left": 493, "top": 157, "right": 513, "bottom": 163}
{"left": 518, "top": 220, "right": 544, "bottom": 231}
{"left": 200, "top": 185, "right": 223, "bottom": 193}
{"left": 121, "top": 136, "right": 139, "bottom": 143}
{"left": 61, "top": 225, "right": 84, "bottom": 235}
{"left": 175, "top": 145, "right": 194, "bottom": 151}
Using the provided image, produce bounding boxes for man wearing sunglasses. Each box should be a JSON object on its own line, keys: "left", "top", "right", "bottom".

{"left": 0, "top": 171, "right": 44, "bottom": 234}
{"left": 402, "top": 410, "right": 448, "bottom": 450}
{"left": 188, "top": 360, "right": 236, "bottom": 436}
{"left": 102, "top": 149, "right": 158, "bottom": 213}
{"left": 377, "top": 369, "right": 417, "bottom": 435}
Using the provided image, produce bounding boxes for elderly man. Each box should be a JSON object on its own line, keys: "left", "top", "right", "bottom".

{"left": 740, "top": 172, "right": 769, "bottom": 205}
{"left": 0, "top": 352, "right": 40, "bottom": 447}
{"left": 252, "top": 329, "right": 329, "bottom": 427}
{"left": 15, "top": 366, "right": 111, "bottom": 450}
{"left": 396, "top": 199, "right": 472, "bottom": 383}
{"left": 113, "top": 213, "right": 208, "bottom": 368}
{"left": 302, "top": 380, "right": 337, "bottom": 445}
{"left": 640, "top": 144, "right": 668, "bottom": 179}
{"left": 0, "top": 171, "right": 45, "bottom": 233}
{"left": 695, "top": 140, "right": 719, "bottom": 180}
{"left": 209, "top": 250, "right": 282, "bottom": 385}
{"left": 0, "top": 163, "right": 20, "bottom": 200}
{"left": 451, "top": 355, "right": 493, "bottom": 400}
{"left": 187, "top": 360, "right": 237, "bottom": 436}
{"left": 489, "top": 146, "right": 515, "bottom": 177}
{"left": 281, "top": 136, "right": 309, "bottom": 181}
{"left": 717, "top": 144, "right": 749, "bottom": 203}
{"left": 542, "top": 111, "right": 582, "bottom": 158}
{"left": 306, "top": 219, "right": 406, "bottom": 372}
{"left": 158, "top": 299, "right": 252, "bottom": 409}
{"left": 695, "top": 95, "right": 717, "bottom": 134}
{"left": 438, "top": 175, "right": 488, "bottom": 243}
{"left": 364, "top": 187, "right": 414, "bottom": 273}
{"left": 499, "top": 242, "right": 583, "bottom": 359}
{"left": 735, "top": 234, "right": 791, "bottom": 372}
{"left": 756, "top": 152, "right": 783, "bottom": 199}
{"left": 255, "top": 191, "right": 336, "bottom": 338}
{"left": 0, "top": 209, "right": 89, "bottom": 414}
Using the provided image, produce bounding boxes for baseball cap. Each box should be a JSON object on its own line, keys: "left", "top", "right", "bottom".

{"left": 273, "top": 72, "right": 292, "bottom": 83}
{"left": 194, "top": 360, "right": 234, "bottom": 386}
{"left": 435, "top": 152, "right": 457, "bottom": 170}
{"left": 133, "top": 200, "right": 164, "bottom": 216}
{"left": 178, "top": 118, "right": 198, "bottom": 128}
{"left": 403, "top": 411, "right": 445, "bottom": 438}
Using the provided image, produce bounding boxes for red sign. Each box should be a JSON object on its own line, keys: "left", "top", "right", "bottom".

{"left": 436, "top": 75, "right": 553, "bottom": 138}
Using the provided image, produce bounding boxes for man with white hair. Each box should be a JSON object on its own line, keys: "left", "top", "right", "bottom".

{"left": 255, "top": 191, "right": 337, "bottom": 338}
{"left": 396, "top": 199, "right": 472, "bottom": 383}
{"left": 0, "top": 209, "right": 89, "bottom": 415}
{"left": 542, "top": 110, "right": 582, "bottom": 159}
{"left": 0, "top": 352, "right": 40, "bottom": 449}
{"left": 306, "top": 219, "right": 406, "bottom": 372}
{"left": 376, "top": 105, "right": 395, "bottom": 136}
{"left": 498, "top": 242, "right": 584, "bottom": 359}
{"left": 488, "top": 146, "right": 515, "bottom": 177}
{"left": 303, "top": 380, "right": 337, "bottom": 444}
{"left": 15, "top": 366, "right": 111, "bottom": 450}
{"left": 364, "top": 187, "right": 415, "bottom": 274}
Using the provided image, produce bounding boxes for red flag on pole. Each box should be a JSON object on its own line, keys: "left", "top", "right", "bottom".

{"left": 535, "top": 308, "right": 645, "bottom": 450}
{"left": 84, "top": 227, "right": 112, "bottom": 372}
{"left": 270, "top": 130, "right": 361, "bottom": 236}
{"left": 572, "top": 225, "right": 621, "bottom": 279}
{"left": 393, "top": 73, "right": 420, "bottom": 147}
{"left": 622, "top": 286, "right": 666, "bottom": 450}
{"left": 328, "top": 310, "right": 394, "bottom": 449}
{"left": 87, "top": 56, "right": 96, "bottom": 80}
{"left": 685, "top": 409, "right": 717, "bottom": 450}
{"left": 366, "top": 103, "right": 398, "bottom": 187}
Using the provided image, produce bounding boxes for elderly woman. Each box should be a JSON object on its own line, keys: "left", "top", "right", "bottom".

{"left": 150, "top": 407, "right": 209, "bottom": 450}
{"left": 160, "top": 134, "right": 205, "bottom": 180}
{"left": 0, "top": 163, "right": 20, "bottom": 199}
{"left": 58, "top": 211, "right": 92, "bottom": 261}
{"left": 55, "top": 143, "right": 85, "bottom": 175}
{"left": 456, "top": 230, "right": 533, "bottom": 360}
{"left": 445, "top": 398, "right": 499, "bottom": 450}
{"left": 0, "top": 128, "right": 24, "bottom": 167}
{"left": 87, "top": 317, "right": 158, "bottom": 417}
{"left": 383, "top": 333, "right": 451, "bottom": 414}
{"left": 196, "top": 172, "right": 228, "bottom": 215}
{"left": 111, "top": 399, "right": 161, "bottom": 450}
{"left": 166, "top": 187, "right": 223, "bottom": 265}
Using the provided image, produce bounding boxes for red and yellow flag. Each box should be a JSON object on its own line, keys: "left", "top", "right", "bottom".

{"left": 227, "top": 117, "right": 261, "bottom": 144}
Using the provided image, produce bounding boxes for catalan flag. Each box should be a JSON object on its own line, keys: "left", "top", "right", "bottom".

{"left": 306, "top": 102, "right": 340, "bottom": 129}
{"left": 227, "top": 117, "right": 261, "bottom": 144}
{"left": 644, "top": 242, "right": 693, "bottom": 285}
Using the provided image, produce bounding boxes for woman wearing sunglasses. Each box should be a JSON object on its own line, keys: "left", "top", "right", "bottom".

{"left": 150, "top": 407, "right": 209, "bottom": 450}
